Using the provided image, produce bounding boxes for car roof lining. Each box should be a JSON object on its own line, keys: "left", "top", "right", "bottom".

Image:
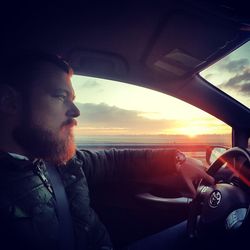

{"left": 2, "top": 0, "right": 250, "bottom": 129}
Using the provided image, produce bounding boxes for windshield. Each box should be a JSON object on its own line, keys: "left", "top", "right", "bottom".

{"left": 200, "top": 41, "right": 250, "bottom": 108}
{"left": 71, "top": 75, "right": 231, "bottom": 147}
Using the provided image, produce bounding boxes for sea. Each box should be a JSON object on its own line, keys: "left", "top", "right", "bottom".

{"left": 75, "top": 134, "right": 230, "bottom": 147}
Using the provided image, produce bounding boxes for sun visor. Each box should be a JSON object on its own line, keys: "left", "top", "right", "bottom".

{"left": 146, "top": 11, "right": 238, "bottom": 77}
{"left": 67, "top": 49, "right": 128, "bottom": 79}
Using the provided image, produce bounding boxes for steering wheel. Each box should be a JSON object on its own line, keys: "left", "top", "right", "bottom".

{"left": 187, "top": 147, "right": 250, "bottom": 240}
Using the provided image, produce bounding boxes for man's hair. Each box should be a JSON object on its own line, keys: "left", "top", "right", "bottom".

{"left": 0, "top": 51, "right": 73, "bottom": 92}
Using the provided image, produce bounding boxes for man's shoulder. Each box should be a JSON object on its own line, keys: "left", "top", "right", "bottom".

{"left": 0, "top": 152, "right": 44, "bottom": 198}
{"left": 0, "top": 151, "right": 33, "bottom": 174}
{"left": 0, "top": 154, "right": 53, "bottom": 217}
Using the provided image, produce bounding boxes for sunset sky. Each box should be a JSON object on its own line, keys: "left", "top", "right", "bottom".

{"left": 71, "top": 41, "right": 250, "bottom": 138}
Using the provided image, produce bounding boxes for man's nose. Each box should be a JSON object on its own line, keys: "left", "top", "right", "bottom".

{"left": 66, "top": 102, "right": 80, "bottom": 118}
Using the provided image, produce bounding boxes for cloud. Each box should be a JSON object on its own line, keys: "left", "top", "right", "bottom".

{"left": 240, "top": 82, "right": 250, "bottom": 93}
{"left": 79, "top": 79, "right": 101, "bottom": 89}
{"left": 74, "top": 102, "right": 178, "bottom": 134}
{"left": 73, "top": 102, "right": 229, "bottom": 136}
{"left": 221, "top": 68, "right": 250, "bottom": 95}
{"left": 219, "top": 58, "right": 249, "bottom": 73}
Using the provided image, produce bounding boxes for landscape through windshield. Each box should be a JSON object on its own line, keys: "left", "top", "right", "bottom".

{"left": 72, "top": 76, "right": 231, "bottom": 148}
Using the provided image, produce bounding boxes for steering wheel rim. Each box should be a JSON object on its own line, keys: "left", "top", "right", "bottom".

{"left": 207, "top": 147, "right": 250, "bottom": 176}
{"left": 187, "top": 147, "right": 250, "bottom": 239}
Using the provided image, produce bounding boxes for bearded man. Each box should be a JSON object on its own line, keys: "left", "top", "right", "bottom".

{"left": 0, "top": 52, "right": 214, "bottom": 250}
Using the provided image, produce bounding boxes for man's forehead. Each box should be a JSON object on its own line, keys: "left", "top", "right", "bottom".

{"left": 37, "top": 61, "right": 70, "bottom": 79}
{"left": 35, "top": 62, "right": 74, "bottom": 92}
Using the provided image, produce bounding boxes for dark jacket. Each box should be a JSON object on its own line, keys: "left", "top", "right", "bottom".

{"left": 0, "top": 148, "right": 177, "bottom": 250}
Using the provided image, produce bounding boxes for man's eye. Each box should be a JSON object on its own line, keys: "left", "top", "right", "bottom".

{"left": 55, "top": 95, "right": 67, "bottom": 101}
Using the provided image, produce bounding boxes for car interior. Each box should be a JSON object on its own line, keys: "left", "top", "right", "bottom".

{"left": 2, "top": 0, "right": 250, "bottom": 249}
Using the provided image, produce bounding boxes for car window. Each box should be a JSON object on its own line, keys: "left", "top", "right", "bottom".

{"left": 72, "top": 75, "right": 231, "bottom": 166}
{"left": 200, "top": 41, "right": 250, "bottom": 108}
{"left": 200, "top": 41, "right": 250, "bottom": 150}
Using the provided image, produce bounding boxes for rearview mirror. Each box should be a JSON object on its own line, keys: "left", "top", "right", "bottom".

{"left": 206, "top": 146, "right": 228, "bottom": 165}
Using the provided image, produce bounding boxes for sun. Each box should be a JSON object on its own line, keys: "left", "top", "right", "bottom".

{"left": 187, "top": 132, "right": 197, "bottom": 138}
{"left": 179, "top": 126, "right": 204, "bottom": 138}
{"left": 185, "top": 129, "right": 198, "bottom": 138}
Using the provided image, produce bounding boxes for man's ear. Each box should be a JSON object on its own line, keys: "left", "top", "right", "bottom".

{"left": 0, "top": 85, "right": 22, "bottom": 114}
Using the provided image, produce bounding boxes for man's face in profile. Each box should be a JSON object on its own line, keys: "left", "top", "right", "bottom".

{"left": 13, "top": 62, "right": 80, "bottom": 164}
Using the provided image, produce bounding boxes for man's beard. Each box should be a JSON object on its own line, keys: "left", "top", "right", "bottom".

{"left": 13, "top": 121, "right": 76, "bottom": 165}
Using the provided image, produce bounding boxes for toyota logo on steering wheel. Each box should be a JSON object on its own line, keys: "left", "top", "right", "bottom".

{"left": 209, "top": 190, "right": 222, "bottom": 208}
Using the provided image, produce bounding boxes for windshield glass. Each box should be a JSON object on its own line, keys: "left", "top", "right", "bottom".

{"left": 71, "top": 75, "right": 231, "bottom": 147}
{"left": 200, "top": 41, "right": 250, "bottom": 108}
